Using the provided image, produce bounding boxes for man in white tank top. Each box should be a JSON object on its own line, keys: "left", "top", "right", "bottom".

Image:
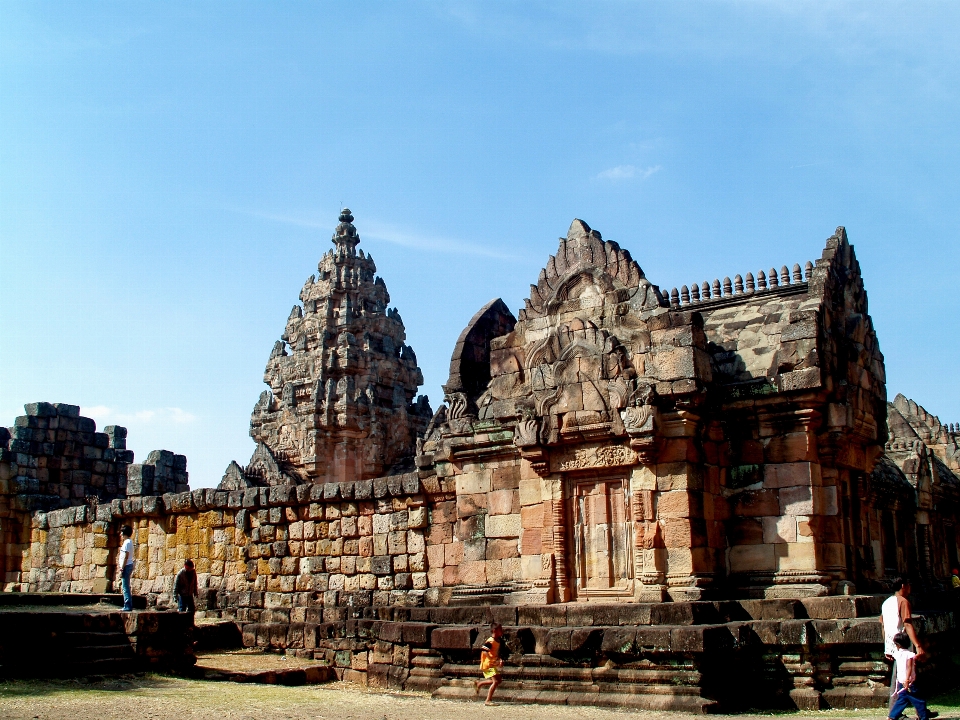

{"left": 880, "top": 579, "right": 922, "bottom": 659}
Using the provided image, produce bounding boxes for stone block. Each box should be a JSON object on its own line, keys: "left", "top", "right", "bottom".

{"left": 815, "top": 485, "right": 838, "bottom": 516}
{"left": 408, "top": 506, "right": 427, "bottom": 529}
{"left": 775, "top": 542, "right": 817, "bottom": 571}
{"left": 456, "top": 472, "right": 490, "bottom": 495}
{"left": 520, "top": 528, "right": 542, "bottom": 555}
{"left": 485, "top": 538, "right": 519, "bottom": 560}
{"left": 457, "top": 493, "right": 486, "bottom": 518}
{"left": 520, "top": 503, "right": 543, "bottom": 529}
{"left": 763, "top": 515, "right": 797, "bottom": 544}
{"left": 459, "top": 560, "right": 486, "bottom": 584}
{"left": 518, "top": 478, "right": 542, "bottom": 507}
{"left": 764, "top": 432, "right": 817, "bottom": 463}
{"left": 431, "top": 626, "right": 478, "bottom": 650}
{"left": 662, "top": 518, "right": 707, "bottom": 548}
{"left": 485, "top": 514, "right": 521, "bottom": 538}
{"left": 487, "top": 489, "right": 516, "bottom": 516}
{"left": 426, "top": 544, "right": 445, "bottom": 569}
{"left": 779, "top": 485, "right": 813, "bottom": 515}
{"left": 431, "top": 501, "right": 456, "bottom": 524}
{"left": 371, "top": 555, "right": 392, "bottom": 575}
{"left": 444, "top": 542, "right": 463, "bottom": 566}
{"left": 764, "top": 462, "right": 817, "bottom": 489}
{"left": 657, "top": 490, "right": 700, "bottom": 518}
{"left": 729, "top": 543, "right": 776, "bottom": 573}
{"left": 734, "top": 490, "right": 780, "bottom": 517}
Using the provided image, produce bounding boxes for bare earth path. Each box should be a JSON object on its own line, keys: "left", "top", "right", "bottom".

{"left": 3, "top": 677, "right": 959, "bottom": 720}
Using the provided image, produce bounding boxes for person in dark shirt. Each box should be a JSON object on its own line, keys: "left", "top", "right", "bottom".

{"left": 173, "top": 559, "right": 198, "bottom": 614}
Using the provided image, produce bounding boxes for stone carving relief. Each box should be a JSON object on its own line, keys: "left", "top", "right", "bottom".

{"left": 620, "top": 382, "right": 658, "bottom": 464}
{"left": 526, "top": 318, "right": 634, "bottom": 444}
{"left": 550, "top": 443, "right": 637, "bottom": 473}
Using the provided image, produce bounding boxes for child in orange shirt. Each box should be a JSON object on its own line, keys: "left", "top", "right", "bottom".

{"left": 475, "top": 623, "right": 504, "bottom": 705}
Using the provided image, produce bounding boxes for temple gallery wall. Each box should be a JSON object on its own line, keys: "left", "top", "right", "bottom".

{"left": 2, "top": 211, "right": 959, "bottom": 710}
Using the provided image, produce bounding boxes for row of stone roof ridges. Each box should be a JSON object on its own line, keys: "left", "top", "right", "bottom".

{"left": 666, "top": 261, "right": 814, "bottom": 308}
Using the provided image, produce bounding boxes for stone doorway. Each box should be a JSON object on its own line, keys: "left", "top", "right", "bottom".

{"left": 569, "top": 477, "right": 634, "bottom": 598}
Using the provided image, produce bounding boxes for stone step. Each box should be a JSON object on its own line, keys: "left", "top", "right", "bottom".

{"left": 60, "top": 631, "right": 132, "bottom": 647}
{"left": 439, "top": 661, "right": 702, "bottom": 686}
{"left": 442, "top": 676, "right": 705, "bottom": 696}
{"left": 433, "top": 683, "right": 718, "bottom": 712}
{"left": 69, "top": 644, "right": 137, "bottom": 662}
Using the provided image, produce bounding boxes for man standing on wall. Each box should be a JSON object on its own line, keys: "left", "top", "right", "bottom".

{"left": 174, "top": 559, "right": 198, "bottom": 615}
{"left": 116, "top": 525, "right": 135, "bottom": 612}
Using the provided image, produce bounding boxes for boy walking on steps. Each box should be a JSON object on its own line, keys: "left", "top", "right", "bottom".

{"left": 475, "top": 623, "right": 504, "bottom": 706}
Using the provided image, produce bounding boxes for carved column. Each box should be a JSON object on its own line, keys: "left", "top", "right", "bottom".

{"left": 548, "top": 498, "right": 571, "bottom": 602}
{"left": 630, "top": 465, "right": 667, "bottom": 601}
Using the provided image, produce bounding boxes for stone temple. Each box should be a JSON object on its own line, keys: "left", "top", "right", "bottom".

{"left": 1, "top": 212, "right": 959, "bottom": 711}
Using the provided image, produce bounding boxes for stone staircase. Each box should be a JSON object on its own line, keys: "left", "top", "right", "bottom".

{"left": 0, "top": 594, "right": 194, "bottom": 677}
{"left": 433, "top": 660, "right": 715, "bottom": 712}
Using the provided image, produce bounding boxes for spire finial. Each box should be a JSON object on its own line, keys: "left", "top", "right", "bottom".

{"left": 332, "top": 207, "right": 360, "bottom": 256}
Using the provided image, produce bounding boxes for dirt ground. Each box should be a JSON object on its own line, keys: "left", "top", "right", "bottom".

{"left": 3, "top": 676, "right": 959, "bottom": 720}
{"left": 195, "top": 649, "right": 323, "bottom": 673}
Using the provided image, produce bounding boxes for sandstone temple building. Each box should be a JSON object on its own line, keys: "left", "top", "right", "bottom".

{"left": 1, "top": 211, "right": 958, "bottom": 710}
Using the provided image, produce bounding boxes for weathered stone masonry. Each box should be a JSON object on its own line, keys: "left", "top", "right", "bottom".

{"left": 2, "top": 213, "right": 959, "bottom": 710}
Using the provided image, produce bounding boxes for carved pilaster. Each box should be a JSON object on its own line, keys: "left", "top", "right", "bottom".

{"left": 548, "top": 499, "right": 571, "bottom": 602}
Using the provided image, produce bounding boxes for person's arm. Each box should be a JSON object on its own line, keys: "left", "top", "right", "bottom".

{"left": 905, "top": 655, "right": 916, "bottom": 690}
{"left": 116, "top": 544, "right": 127, "bottom": 575}
{"left": 901, "top": 599, "right": 925, "bottom": 657}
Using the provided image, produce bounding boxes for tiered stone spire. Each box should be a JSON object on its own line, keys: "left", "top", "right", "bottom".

{"left": 238, "top": 209, "right": 431, "bottom": 486}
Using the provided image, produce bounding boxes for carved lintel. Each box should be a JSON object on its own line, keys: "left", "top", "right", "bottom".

{"left": 550, "top": 443, "right": 637, "bottom": 473}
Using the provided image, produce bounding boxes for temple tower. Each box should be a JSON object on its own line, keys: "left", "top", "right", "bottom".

{"left": 238, "top": 209, "right": 431, "bottom": 486}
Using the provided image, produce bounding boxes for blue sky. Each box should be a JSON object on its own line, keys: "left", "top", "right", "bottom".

{"left": 2, "top": 2, "right": 958, "bottom": 488}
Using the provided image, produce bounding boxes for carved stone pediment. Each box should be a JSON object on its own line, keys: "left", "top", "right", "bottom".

{"left": 519, "top": 219, "right": 663, "bottom": 322}
{"left": 524, "top": 318, "right": 634, "bottom": 445}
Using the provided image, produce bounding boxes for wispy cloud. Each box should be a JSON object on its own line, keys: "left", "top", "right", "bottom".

{"left": 242, "top": 209, "right": 516, "bottom": 259}
{"left": 84, "top": 406, "right": 198, "bottom": 425}
{"left": 594, "top": 164, "right": 661, "bottom": 182}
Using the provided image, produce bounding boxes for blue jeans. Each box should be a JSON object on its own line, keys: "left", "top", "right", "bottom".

{"left": 889, "top": 681, "right": 929, "bottom": 720}
{"left": 120, "top": 564, "right": 134, "bottom": 611}
{"left": 176, "top": 593, "right": 195, "bottom": 614}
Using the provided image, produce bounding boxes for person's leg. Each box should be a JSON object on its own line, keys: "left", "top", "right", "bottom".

{"left": 907, "top": 688, "right": 929, "bottom": 720}
{"left": 176, "top": 593, "right": 186, "bottom": 612}
{"left": 186, "top": 594, "right": 196, "bottom": 617}
{"left": 121, "top": 565, "right": 133, "bottom": 611}
{"left": 889, "top": 687, "right": 909, "bottom": 720}
{"left": 485, "top": 673, "right": 501, "bottom": 704}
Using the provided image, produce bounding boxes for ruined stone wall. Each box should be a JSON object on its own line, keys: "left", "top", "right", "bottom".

{"left": 3, "top": 471, "right": 460, "bottom": 611}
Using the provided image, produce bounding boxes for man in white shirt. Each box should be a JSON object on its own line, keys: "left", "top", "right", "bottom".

{"left": 116, "top": 525, "right": 135, "bottom": 612}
